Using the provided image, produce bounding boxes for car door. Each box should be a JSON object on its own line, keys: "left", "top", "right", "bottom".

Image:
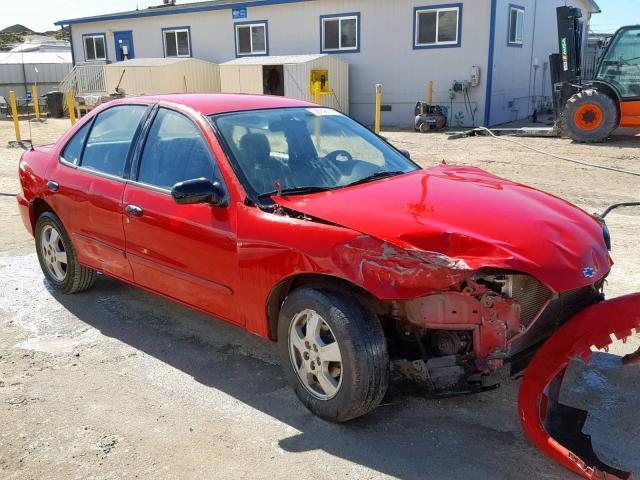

{"left": 46, "top": 104, "right": 150, "bottom": 281}
{"left": 122, "top": 106, "right": 240, "bottom": 324}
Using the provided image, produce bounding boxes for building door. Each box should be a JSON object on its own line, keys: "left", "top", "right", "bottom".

{"left": 114, "top": 31, "right": 135, "bottom": 61}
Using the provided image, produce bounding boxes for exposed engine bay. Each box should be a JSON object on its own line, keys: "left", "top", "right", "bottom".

{"left": 382, "top": 272, "right": 604, "bottom": 396}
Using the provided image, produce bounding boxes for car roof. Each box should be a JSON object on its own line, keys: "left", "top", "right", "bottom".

{"left": 130, "top": 93, "right": 317, "bottom": 115}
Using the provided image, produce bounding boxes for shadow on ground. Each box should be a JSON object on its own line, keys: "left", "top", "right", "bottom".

{"left": 40, "top": 271, "right": 572, "bottom": 480}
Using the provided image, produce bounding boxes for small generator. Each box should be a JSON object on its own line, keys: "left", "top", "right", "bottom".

{"left": 414, "top": 102, "right": 447, "bottom": 132}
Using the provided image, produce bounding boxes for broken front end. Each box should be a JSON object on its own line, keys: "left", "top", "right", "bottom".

{"left": 382, "top": 271, "right": 605, "bottom": 396}
{"left": 519, "top": 293, "right": 640, "bottom": 479}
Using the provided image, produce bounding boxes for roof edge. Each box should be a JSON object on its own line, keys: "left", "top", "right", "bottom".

{"left": 55, "top": 0, "right": 311, "bottom": 26}
{"left": 586, "top": 0, "right": 602, "bottom": 14}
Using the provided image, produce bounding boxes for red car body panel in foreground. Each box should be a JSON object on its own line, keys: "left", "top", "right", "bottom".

{"left": 519, "top": 293, "right": 639, "bottom": 480}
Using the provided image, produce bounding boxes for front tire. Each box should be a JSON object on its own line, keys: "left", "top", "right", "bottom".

{"left": 277, "top": 287, "right": 389, "bottom": 422}
{"left": 564, "top": 89, "right": 619, "bottom": 143}
{"left": 35, "top": 212, "right": 96, "bottom": 294}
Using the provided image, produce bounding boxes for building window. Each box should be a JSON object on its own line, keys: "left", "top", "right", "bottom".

{"left": 235, "top": 21, "right": 268, "bottom": 56}
{"left": 413, "top": 4, "right": 462, "bottom": 49}
{"left": 83, "top": 34, "right": 106, "bottom": 61}
{"left": 320, "top": 13, "right": 360, "bottom": 53}
{"left": 163, "top": 27, "right": 191, "bottom": 57}
{"left": 508, "top": 5, "right": 525, "bottom": 46}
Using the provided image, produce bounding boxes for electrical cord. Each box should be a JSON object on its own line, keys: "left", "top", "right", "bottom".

{"left": 476, "top": 126, "right": 640, "bottom": 178}
{"left": 599, "top": 202, "right": 640, "bottom": 218}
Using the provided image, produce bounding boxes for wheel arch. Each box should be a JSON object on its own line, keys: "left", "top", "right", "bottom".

{"left": 265, "top": 273, "right": 381, "bottom": 341}
{"left": 589, "top": 81, "right": 622, "bottom": 117}
{"left": 31, "top": 197, "right": 56, "bottom": 231}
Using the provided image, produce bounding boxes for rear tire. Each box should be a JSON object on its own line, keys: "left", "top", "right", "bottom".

{"left": 35, "top": 212, "right": 96, "bottom": 294}
{"left": 564, "top": 89, "right": 619, "bottom": 143}
{"left": 277, "top": 287, "right": 389, "bottom": 422}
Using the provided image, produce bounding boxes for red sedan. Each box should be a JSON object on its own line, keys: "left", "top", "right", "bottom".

{"left": 17, "top": 94, "right": 613, "bottom": 423}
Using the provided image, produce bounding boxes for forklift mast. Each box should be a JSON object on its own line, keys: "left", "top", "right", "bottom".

{"left": 550, "top": 6, "right": 584, "bottom": 119}
{"left": 555, "top": 6, "right": 583, "bottom": 82}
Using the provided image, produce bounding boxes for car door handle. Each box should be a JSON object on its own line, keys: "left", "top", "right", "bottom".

{"left": 125, "top": 204, "right": 143, "bottom": 217}
{"left": 46, "top": 180, "right": 59, "bottom": 192}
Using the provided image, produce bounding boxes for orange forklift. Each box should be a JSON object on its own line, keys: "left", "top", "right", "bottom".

{"left": 552, "top": 7, "right": 640, "bottom": 143}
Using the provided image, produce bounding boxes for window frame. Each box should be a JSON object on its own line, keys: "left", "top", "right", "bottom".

{"left": 320, "top": 13, "right": 361, "bottom": 54}
{"left": 82, "top": 33, "right": 107, "bottom": 62}
{"left": 162, "top": 26, "right": 192, "bottom": 58}
{"left": 234, "top": 20, "right": 269, "bottom": 57}
{"left": 59, "top": 104, "right": 152, "bottom": 183}
{"left": 507, "top": 4, "right": 525, "bottom": 47}
{"left": 413, "top": 4, "right": 463, "bottom": 50}
{"left": 131, "top": 106, "right": 224, "bottom": 196}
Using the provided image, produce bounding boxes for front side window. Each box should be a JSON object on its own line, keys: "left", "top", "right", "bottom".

{"left": 414, "top": 5, "right": 461, "bottom": 48}
{"left": 508, "top": 5, "right": 525, "bottom": 46}
{"left": 212, "top": 107, "right": 418, "bottom": 198}
{"left": 163, "top": 28, "right": 191, "bottom": 57}
{"left": 321, "top": 14, "right": 359, "bottom": 52}
{"left": 83, "top": 34, "right": 106, "bottom": 61}
{"left": 137, "top": 108, "right": 217, "bottom": 190}
{"left": 235, "top": 22, "right": 267, "bottom": 56}
{"left": 596, "top": 27, "right": 640, "bottom": 99}
{"left": 81, "top": 105, "right": 148, "bottom": 177}
{"left": 61, "top": 121, "right": 91, "bottom": 165}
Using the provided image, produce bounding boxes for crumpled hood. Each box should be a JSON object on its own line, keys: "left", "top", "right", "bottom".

{"left": 274, "top": 165, "right": 611, "bottom": 293}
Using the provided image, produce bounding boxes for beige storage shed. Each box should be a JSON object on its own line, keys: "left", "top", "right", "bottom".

{"left": 219, "top": 54, "right": 349, "bottom": 114}
{"left": 104, "top": 57, "right": 220, "bottom": 96}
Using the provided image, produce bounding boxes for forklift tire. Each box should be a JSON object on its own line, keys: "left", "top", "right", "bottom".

{"left": 564, "top": 89, "right": 619, "bottom": 143}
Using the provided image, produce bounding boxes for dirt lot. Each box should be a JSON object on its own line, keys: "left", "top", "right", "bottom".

{"left": 0, "top": 117, "right": 638, "bottom": 479}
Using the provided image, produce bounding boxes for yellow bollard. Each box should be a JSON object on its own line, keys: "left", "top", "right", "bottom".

{"left": 374, "top": 84, "right": 382, "bottom": 134}
{"left": 32, "top": 85, "right": 40, "bottom": 121}
{"left": 66, "top": 90, "right": 76, "bottom": 125}
{"left": 314, "top": 86, "right": 321, "bottom": 105}
{"left": 9, "top": 91, "right": 21, "bottom": 142}
{"left": 428, "top": 80, "right": 433, "bottom": 105}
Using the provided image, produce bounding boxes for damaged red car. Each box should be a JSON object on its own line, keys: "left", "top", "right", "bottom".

{"left": 17, "top": 94, "right": 618, "bottom": 426}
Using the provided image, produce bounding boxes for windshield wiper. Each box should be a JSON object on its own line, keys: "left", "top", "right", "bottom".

{"left": 345, "top": 171, "right": 406, "bottom": 187}
{"left": 258, "top": 186, "right": 334, "bottom": 199}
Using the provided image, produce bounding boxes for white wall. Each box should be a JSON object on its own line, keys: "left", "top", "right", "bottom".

{"left": 489, "top": 0, "right": 595, "bottom": 125}
{"left": 69, "top": 0, "right": 493, "bottom": 128}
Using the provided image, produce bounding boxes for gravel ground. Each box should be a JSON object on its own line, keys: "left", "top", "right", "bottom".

{"left": 0, "top": 116, "right": 638, "bottom": 479}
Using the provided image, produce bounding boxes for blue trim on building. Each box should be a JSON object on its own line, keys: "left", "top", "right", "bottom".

{"left": 161, "top": 26, "right": 193, "bottom": 58}
{"left": 484, "top": 0, "right": 497, "bottom": 126}
{"left": 69, "top": 25, "right": 76, "bottom": 66}
{"left": 81, "top": 32, "right": 108, "bottom": 62}
{"left": 55, "top": 0, "right": 311, "bottom": 26}
{"left": 507, "top": 4, "right": 525, "bottom": 48}
{"left": 234, "top": 20, "right": 269, "bottom": 57}
{"left": 412, "top": 3, "right": 463, "bottom": 50}
{"left": 319, "top": 12, "right": 361, "bottom": 54}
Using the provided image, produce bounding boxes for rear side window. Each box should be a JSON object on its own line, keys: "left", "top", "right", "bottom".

{"left": 137, "top": 108, "right": 217, "bottom": 190}
{"left": 61, "top": 121, "right": 91, "bottom": 165}
{"left": 81, "top": 105, "right": 148, "bottom": 177}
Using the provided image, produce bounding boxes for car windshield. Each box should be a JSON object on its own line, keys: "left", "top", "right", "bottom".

{"left": 210, "top": 107, "right": 419, "bottom": 198}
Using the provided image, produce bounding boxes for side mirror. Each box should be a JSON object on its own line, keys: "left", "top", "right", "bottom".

{"left": 399, "top": 149, "right": 411, "bottom": 159}
{"left": 171, "top": 178, "right": 227, "bottom": 207}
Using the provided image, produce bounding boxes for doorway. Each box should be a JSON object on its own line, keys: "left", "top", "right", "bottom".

{"left": 263, "top": 65, "right": 284, "bottom": 96}
{"left": 114, "top": 31, "right": 135, "bottom": 61}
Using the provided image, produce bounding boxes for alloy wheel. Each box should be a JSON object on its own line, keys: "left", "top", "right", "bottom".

{"left": 288, "top": 309, "right": 343, "bottom": 400}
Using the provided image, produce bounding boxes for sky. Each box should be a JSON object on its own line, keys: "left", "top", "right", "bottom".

{"left": 3, "top": 0, "right": 640, "bottom": 34}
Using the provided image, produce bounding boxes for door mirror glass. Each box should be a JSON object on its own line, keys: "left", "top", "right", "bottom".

{"left": 171, "top": 178, "right": 227, "bottom": 207}
{"left": 399, "top": 149, "right": 411, "bottom": 159}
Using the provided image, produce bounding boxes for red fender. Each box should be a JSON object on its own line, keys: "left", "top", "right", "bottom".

{"left": 519, "top": 293, "right": 640, "bottom": 480}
